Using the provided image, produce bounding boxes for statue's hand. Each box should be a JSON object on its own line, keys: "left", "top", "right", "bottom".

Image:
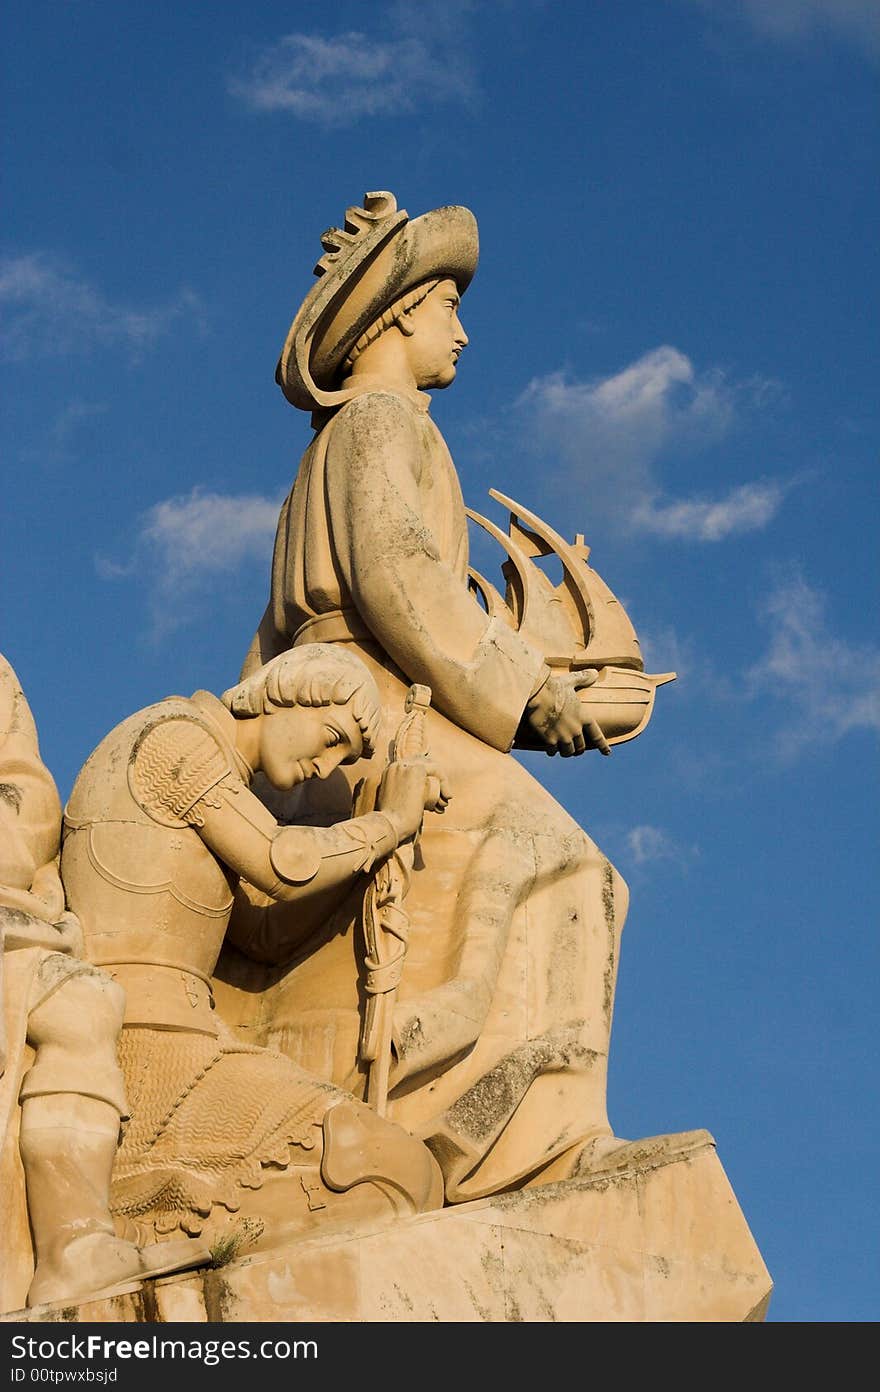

{"left": 526, "top": 669, "right": 610, "bottom": 757}
{"left": 378, "top": 758, "right": 450, "bottom": 840}
{"left": 421, "top": 760, "right": 451, "bottom": 814}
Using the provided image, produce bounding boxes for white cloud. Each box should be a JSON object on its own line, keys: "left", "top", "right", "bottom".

{"left": 141, "top": 489, "right": 280, "bottom": 574}
{"left": 97, "top": 488, "right": 281, "bottom": 638}
{"left": 626, "top": 824, "right": 696, "bottom": 869}
{"left": 519, "top": 347, "right": 732, "bottom": 502}
{"left": 747, "top": 572, "right": 880, "bottom": 754}
{"left": 633, "top": 480, "right": 787, "bottom": 541}
{"left": 627, "top": 825, "right": 673, "bottom": 864}
{"left": 229, "top": 25, "right": 475, "bottom": 125}
{"left": 0, "top": 253, "right": 202, "bottom": 362}
{"left": 690, "top": 0, "right": 880, "bottom": 60}
{"left": 517, "top": 346, "right": 785, "bottom": 539}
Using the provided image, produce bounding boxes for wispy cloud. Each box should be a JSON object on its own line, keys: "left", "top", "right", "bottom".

{"left": 633, "top": 480, "right": 787, "bottom": 541}
{"left": 0, "top": 253, "right": 203, "bottom": 362}
{"left": 637, "top": 624, "right": 699, "bottom": 684}
{"left": 627, "top": 824, "right": 675, "bottom": 865}
{"left": 229, "top": 17, "right": 476, "bottom": 125}
{"left": 517, "top": 346, "right": 785, "bottom": 540}
{"left": 98, "top": 488, "right": 281, "bottom": 638}
{"left": 689, "top": 0, "right": 880, "bottom": 61}
{"left": 747, "top": 571, "right": 880, "bottom": 756}
{"left": 19, "top": 399, "right": 108, "bottom": 467}
{"left": 625, "top": 824, "right": 697, "bottom": 870}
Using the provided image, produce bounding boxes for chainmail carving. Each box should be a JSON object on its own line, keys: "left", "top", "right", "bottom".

{"left": 110, "top": 1021, "right": 338, "bottom": 1241}
{"left": 129, "top": 718, "right": 230, "bottom": 829}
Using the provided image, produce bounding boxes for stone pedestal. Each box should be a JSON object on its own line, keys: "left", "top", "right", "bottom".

{"left": 3, "top": 1142, "right": 771, "bottom": 1323}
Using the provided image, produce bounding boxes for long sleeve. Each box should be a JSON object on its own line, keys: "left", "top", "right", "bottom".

{"left": 324, "top": 393, "right": 545, "bottom": 750}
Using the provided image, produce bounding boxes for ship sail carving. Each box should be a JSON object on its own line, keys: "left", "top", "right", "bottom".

{"left": 467, "top": 491, "right": 675, "bottom": 748}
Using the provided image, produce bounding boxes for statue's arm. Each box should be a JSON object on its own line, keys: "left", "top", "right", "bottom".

{"left": 193, "top": 785, "right": 395, "bottom": 899}
{"left": 198, "top": 761, "right": 434, "bottom": 964}
{"left": 325, "top": 395, "right": 546, "bottom": 750}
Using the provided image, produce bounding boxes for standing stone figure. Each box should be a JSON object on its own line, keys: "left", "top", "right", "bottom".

{"left": 60, "top": 645, "right": 444, "bottom": 1255}
{"left": 233, "top": 192, "right": 709, "bottom": 1202}
{"left": 0, "top": 654, "right": 158, "bottom": 1310}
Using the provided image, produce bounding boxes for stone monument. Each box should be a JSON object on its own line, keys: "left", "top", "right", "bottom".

{"left": 1, "top": 192, "right": 772, "bottom": 1323}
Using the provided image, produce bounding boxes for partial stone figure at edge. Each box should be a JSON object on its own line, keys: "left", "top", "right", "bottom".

{"left": 0, "top": 652, "right": 201, "bottom": 1311}
{"left": 59, "top": 644, "right": 445, "bottom": 1260}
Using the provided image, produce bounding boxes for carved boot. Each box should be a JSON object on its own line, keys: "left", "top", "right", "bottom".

{"left": 20, "top": 1093, "right": 146, "bottom": 1306}
{"left": 321, "top": 1099, "right": 444, "bottom": 1213}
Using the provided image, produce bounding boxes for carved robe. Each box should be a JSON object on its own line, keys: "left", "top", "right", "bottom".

{"left": 229, "top": 383, "right": 630, "bottom": 1201}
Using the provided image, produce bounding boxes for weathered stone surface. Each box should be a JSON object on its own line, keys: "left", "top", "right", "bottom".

{"left": 2, "top": 1148, "right": 772, "bottom": 1323}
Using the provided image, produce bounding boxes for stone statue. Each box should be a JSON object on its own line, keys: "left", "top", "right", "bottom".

{"left": 59, "top": 644, "right": 445, "bottom": 1258}
{"left": 0, "top": 195, "right": 774, "bottom": 1326}
{"left": 229, "top": 191, "right": 710, "bottom": 1203}
{"left": 0, "top": 654, "right": 201, "bottom": 1309}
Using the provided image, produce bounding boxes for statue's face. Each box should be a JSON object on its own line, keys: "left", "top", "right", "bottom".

{"left": 258, "top": 702, "right": 364, "bottom": 790}
{"left": 403, "top": 277, "right": 468, "bottom": 389}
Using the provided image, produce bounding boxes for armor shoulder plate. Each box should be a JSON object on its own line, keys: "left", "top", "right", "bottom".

{"left": 129, "top": 715, "right": 233, "bottom": 829}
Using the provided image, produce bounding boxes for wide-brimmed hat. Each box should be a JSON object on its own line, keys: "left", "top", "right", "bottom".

{"left": 276, "top": 191, "right": 479, "bottom": 412}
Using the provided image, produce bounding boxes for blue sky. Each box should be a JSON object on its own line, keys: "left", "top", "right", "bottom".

{"left": 3, "top": 1, "right": 878, "bottom": 1323}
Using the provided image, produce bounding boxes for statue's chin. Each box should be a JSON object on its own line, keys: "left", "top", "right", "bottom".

{"left": 418, "top": 365, "right": 457, "bottom": 391}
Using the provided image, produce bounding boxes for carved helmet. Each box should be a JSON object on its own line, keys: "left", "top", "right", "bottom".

{"left": 276, "top": 191, "right": 479, "bottom": 412}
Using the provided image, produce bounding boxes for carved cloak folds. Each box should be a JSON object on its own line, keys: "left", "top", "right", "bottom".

{"left": 227, "top": 385, "right": 630, "bottom": 1201}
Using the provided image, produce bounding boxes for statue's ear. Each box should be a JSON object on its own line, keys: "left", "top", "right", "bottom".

{"left": 396, "top": 311, "right": 416, "bottom": 338}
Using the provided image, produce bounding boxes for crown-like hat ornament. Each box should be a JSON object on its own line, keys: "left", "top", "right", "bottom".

{"left": 312, "top": 191, "right": 404, "bottom": 279}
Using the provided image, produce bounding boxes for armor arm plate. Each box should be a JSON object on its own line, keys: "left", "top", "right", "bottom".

{"left": 226, "top": 812, "right": 401, "bottom": 965}
{"left": 193, "top": 781, "right": 399, "bottom": 904}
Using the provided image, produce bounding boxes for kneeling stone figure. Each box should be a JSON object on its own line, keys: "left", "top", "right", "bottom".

{"left": 60, "top": 645, "right": 445, "bottom": 1255}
